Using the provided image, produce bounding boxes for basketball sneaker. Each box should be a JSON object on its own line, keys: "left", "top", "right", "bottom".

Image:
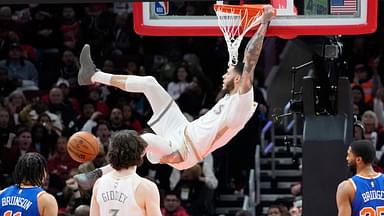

{"left": 73, "top": 168, "right": 102, "bottom": 190}
{"left": 78, "top": 44, "right": 97, "bottom": 86}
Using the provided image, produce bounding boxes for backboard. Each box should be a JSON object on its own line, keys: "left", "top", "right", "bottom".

{"left": 133, "top": 0, "right": 377, "bottom": 39}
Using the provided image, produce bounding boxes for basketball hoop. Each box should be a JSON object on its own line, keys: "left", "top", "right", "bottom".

{"left": 214, "top": 2, "right": 272, "bottom": 66}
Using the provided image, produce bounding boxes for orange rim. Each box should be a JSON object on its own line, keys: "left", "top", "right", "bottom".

{"left": 214, "top": 4, "right": 266, "bottom": 17}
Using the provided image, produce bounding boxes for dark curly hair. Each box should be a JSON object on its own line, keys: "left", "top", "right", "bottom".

{"left": 107, "top": 130, "right": 148, "bottom": 170}
{"left": 13, "top": 152, "right": 47, "bottom": 187}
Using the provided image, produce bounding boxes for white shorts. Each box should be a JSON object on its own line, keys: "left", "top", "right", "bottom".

{"left": 146, "top": 101, "right": 190, "bottom": 165}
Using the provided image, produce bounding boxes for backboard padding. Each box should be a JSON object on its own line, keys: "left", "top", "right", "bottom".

{"left": 133, "top": 0, "right": 377, "bottom": 38}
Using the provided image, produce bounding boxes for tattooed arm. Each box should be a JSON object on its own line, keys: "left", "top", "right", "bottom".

{"left": 239, "top": 5, "right": 274, "bottom": 94}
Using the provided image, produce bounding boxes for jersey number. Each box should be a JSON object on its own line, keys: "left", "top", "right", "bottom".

{"left": 109, "top": 209, "right": 120, "bottom": 216}
{"left": 360, "top": 206, "right": 384, "bottom": 216}
{"left": 3, "top": 211, "right": 21, "bottom": 216}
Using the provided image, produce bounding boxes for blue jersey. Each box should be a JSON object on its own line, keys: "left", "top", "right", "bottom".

{"left": 0, "top": 185, "right": 44, "bottom": 216}
{"left": 351, "top": 174, "right": 384, "bottom": 216}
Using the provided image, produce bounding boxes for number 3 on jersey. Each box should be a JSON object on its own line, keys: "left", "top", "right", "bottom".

{"left": 3, "top": 211, "right": 21, "bottom": 216}
{"left": 360, "top": 206, "right": 384, "bottom": 216}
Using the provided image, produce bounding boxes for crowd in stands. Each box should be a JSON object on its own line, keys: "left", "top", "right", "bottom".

{"left": 0, "top": 3, "right": 268, "bottom": 216}
{"left": 0, "top": 2, "right": 383, "bottom": 216}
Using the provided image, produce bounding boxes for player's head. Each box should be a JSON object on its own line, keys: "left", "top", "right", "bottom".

{"left": 347, "top": 140, "right": 376, "bottom": 168}
{"left": 13, "top": 152, "right": 48, "bottom": 187}
{"left": 222, "top": 62, "right": 244, "bottom": 91}
{"left": 108, "top": 130, "right": 148, "bottom": 170}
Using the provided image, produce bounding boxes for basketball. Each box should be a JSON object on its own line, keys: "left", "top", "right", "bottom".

{"left": 67, "top": 131, "right": 99, "bottom": 163}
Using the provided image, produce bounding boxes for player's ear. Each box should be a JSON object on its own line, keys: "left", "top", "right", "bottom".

{"left": 356, "top": 156, "right": 362, "bottom": 164}
{"left": 234, "top": 74, "right": 241, "bottom": 82}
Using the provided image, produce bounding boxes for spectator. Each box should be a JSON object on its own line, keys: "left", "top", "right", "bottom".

{"left": 18, "top": 99, "right": 63, "bottom": 134}
{"left": 112, "top": 13, "right": 140, "bottom": 56}
{"left": 177, "top": 75, "right": 213, "bottom": 118}
{"left": 289, "top": 206, "right": 301, "bottom": 216}
{"left": 47, "top": 136, "right": 80, "bottom": 193}
{"left": 45, "top": 87, "right": 76, "bottom": 129}
{"left": 170, "top": 153, "right": 218, "bottom": 215}
{"left": 91, "top": 119, "right": 111, "bottom": 152}
{"left": 5, "top": 31, "right": 38, "bottom": 62}
{"left": 109, "top": 107, "right": 129, "bottom": 132}
{"left": 267, "top": 204, "right": 289, "bottom": 216}
{"left": 182, "top": 53, "right": 203, "bottom": 75}
{"left": 31, "top": 122, "right": 58, "bottom": 158}
{"left": 122, "top": 103, "right": 143, "bottom": 133}
{"left": 36, "top": 104, "right": 63, "bottom": 136}
{"left": 59, "top": 49, "right": 79, "bottom": 83}
{"left": 161, "top": 191, "right": 189, "bottom": 216}
{"left": 55, "top": 78, "right": 81, "bottom": 113}
{"left": 2, "top": 125, "right": 35, "bottom": 175}
{"left": 173, "top": 164, "right": 214, "bottom": 216}
{"left": 74, "top": 204, "right": 90, "bottom": 216}
{"left": 352, "top": 85, "right": 368, "bottom": 116}
{"left": 0, "top": 107, "right": 14, "bottom": 149}
{"left": 26, "top": 8, "right": 61, "bottom": 56}
{"left": 87, "top": 85, "right": 109, "bottom": 116}
{"left": 60, "top": 7, "right": 80, "bottom": 50}
{"left": 97, "top": 60, "right": 114, "bottom": 101}
{"left": 125, "top": 59, "right": 140, "bottom": 75}
{"left": 5, "top": 90, "right": 27, "bottom": 124}
{"left": 68, "top": 100, "right": 96, "bottom": 135}
{"left": 102, "top": 59, "right": 115, "bottom": 74}
{"left": 0, "top": 6, "right": 21, "bottom": 59}
{"left": 0, "top": 43, "right": 39, "bottom": 86}
{"left": 352, "top": 64, "right": 374, "bottom": 106}
{"left": 0, "top": 66, "right": 18, "bottom": 100}
{"left": 167, "top": 65, "right": 191, "bottom": 100}
{"left": 78, "top": 3, "right": 115, "bottom": 64}
{"left": 361, "top": 110, "right": 379, "bottom": 147}
{"left": 353, "top": 121, "right": 365, "bottom": 140}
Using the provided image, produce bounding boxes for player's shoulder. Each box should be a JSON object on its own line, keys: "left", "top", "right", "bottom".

{"left": 93, "top": 176, "right": 104, "bottom": 188}
{"left": 38, "top": 191, "right": 57, "bottom": 204}
{"left": 136, "top": 177, "right": 158, "bottom": 193}
{"left": 337, "top": 179, "right": 355, "bottom": 194}
{"left": 0, "top": 185, "right": 14, "bottom": 194}
{"left": 337, "top": 179, "right": 352, "bottom": 187}
{"left": 139, "top": 177, "right": 157, "bottom": 188}
{"left": 37, "top": 190, "right": 58, "bottom": 216}
{"left": 0, "top": 185, "right": 11, "bottom": 194}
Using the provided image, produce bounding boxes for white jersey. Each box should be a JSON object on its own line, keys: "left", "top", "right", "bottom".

{"left": 95, "top": 171, "right": 144, "bottom": 216}
{"left": 171, "top": 88, "right": 257, "bottom": 170}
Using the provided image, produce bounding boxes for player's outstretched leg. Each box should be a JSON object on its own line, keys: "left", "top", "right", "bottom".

{"left": 78, "top": 44, "right": 173, "bottom": 117}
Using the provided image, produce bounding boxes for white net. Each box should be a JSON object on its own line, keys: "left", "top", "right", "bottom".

{"left": 215, "top": 4, "right": 264, "bottom": 66}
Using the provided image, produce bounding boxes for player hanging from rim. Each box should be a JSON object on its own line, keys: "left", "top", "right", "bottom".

{"left": 74, "top": 5, "right": 274, "bottom": 190}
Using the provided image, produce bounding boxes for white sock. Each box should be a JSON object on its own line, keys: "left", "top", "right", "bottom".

{"left": 91, "top": 71, "right": 112, "bottom": 85}
{"left": 99, "top": 164, "right": 113, "bottom": 175}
